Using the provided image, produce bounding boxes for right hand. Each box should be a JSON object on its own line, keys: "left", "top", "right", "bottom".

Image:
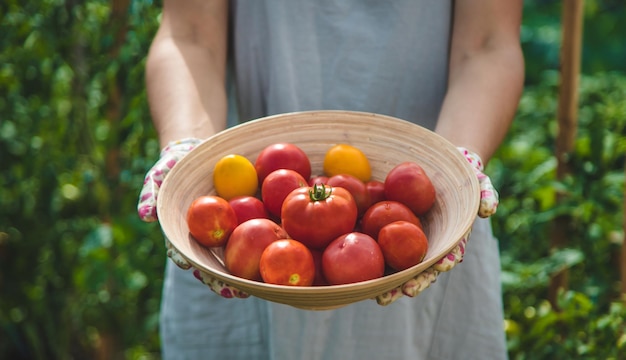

{"left": 138, "top": 138, "right": 248, "bottom": 298}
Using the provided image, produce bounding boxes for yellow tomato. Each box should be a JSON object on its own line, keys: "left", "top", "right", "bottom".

{"left": 213, "top": 154, "right": 258, "bottom": 200}
{"left": 323, "top": 144, "right": 372, "bottom": 182}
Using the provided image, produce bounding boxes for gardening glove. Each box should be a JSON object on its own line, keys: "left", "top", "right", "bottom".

{"left": 457, "top": 147, "right": 499, "bottom": 218}
{"left": 375, "top": 147, "right": 498, "bottom": 305}
{"left": 138, "top": 138, "right": 248, "bottom": 299}
{"left": 137, "top": 138, "right": 203, "bottom": 222}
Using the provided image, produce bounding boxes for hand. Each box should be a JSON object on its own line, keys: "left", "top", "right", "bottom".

{"left": 457, "top": 147, "right": 499, "bottom": 218}
{"left": 375, "top": 147, "right": 498, "bottom": 306}
{"left": 137, "top": 138, "right": 202, "bottom": 222}
{"left": 193, "top": 268, "right": 250, "bottom": 299}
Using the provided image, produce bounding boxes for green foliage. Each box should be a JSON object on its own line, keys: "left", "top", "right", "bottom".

{"left": 1, "top": 0, "right": 163, "bottom": 358}
{"left": 491, "top": 72, "right": 626, "bottom": 358}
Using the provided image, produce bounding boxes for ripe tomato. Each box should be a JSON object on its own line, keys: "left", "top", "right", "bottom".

{"left": 213, "top": 154, "right": 258, "bottom": 200}
{"left": 224, "top": 218, "right": 290, "bottom": 281}
{"left": 360, "top": 200, "right": 422, "bottom": 239}
{"left": 186, "top": 195, "right": 238, "bottom": 248}
{"left": 365, "top": 180, "right": 386, "bottom": 206}
{"left": 254, "top": 143, "right": 312, "bottom": 184}
{"left": 281, "top": 184, "right": 358, "bottom": 250}
{"left": 259, "top": 239, "right": 316, "bottom": 286}
{"left": 384, "top": 161, "right": 436, "bottom": 216}
{"left": 322, "top": 232, "right": 385, "bottom": 285}
{"left": 261, "top": 169, "right": 308, "bottom": 218}
{"left": 378, "top": 220, "right": 429, "bottom": 271}
{"left": 323, "top": 143, "right": 372, "bottom": 182}
{"left": 327, "top": 174, "right": 370, "bottom": 217}
{"left": 228, "top": 195, "right": 269, "bottom": 224}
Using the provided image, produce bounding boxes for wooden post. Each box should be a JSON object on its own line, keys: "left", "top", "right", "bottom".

{"left": 548, "top": 0, "right": 585, "bottom": 309}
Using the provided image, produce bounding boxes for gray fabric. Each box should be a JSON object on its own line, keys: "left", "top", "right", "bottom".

{"left": 230, "top": 0, "right": 451, "bottom": 130}
{"left": 160, "top": 1, "right": 508, "bottom": 359}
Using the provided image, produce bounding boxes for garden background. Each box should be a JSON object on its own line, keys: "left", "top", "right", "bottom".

{"left": 1, "top": 1, "right": 625, "bottom": 359}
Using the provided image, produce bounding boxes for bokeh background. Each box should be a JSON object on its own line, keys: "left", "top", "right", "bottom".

{"left": 1, "top": 1, "right": 625, "bottom": 359}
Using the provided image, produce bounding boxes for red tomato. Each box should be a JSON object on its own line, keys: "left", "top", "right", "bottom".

{"left": 322, "top": 232, "right": 385, "bottom": 285}
{"left": 365, "top": 180, "right": 386, "bottom": 206}
{"left": 259, "top": 239, "right": 316, "bottom": 286}
{"left": 261, "top": 169, "right": 308, "bottom": 218}
{"left": 186, "top": 195, "right": 238, "bottom": 248}
{"left": 360, "top": 200, "right": 422, "bottom": 239}
{"left": 378, "top": 221, "right": 429, "bottom": 271}
{"left": 254, "top": 143, "right": 312, "bottom": 184}
{"left": 224, "top": 218, "right": 290, "bottom": 281}
{"left": 281, "top": 184, "right": 358, "bottom": 250}
{"left": 327, "top": 174, "right": 370, "bottom": 217}
{"left": 384, "top": 161, "right": 436, "bottom": 216}
{"left": 228, "top": 195, "right": 270, "bottom": 224}
{"left": 308, "top": 175, "right": 329, "bottom": 187}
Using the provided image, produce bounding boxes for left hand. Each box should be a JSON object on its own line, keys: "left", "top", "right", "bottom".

{"left": 374, "top": 147, "right": 498, "bottom": 305}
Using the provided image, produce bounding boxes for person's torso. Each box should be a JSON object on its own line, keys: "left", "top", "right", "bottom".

{"left": 229, "top": 0, "right": 452, "bottom": 130}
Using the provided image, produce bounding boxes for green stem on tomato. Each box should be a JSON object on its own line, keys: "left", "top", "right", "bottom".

{"left": 309, "top": 183, "right": 332, "bottom": 202}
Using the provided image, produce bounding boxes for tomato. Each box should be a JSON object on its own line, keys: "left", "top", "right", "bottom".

{"left": 228, "top": 195, "right": 269, "bottom": 224}
{"left": 254, "top": 143, "right": 312, "bottom": 184}
{"left": 378, "top": 221, "right": 429, "bottom": 271}
{"left": 224, "top": 218, "right": 290, "bottom": 281}
{"left": 308, "top": 175, "right": 329, "bottom": 187}
{"left": 322, "top": 232, "right": 385, "bottom": 285}
{"left": 281, "top": 184, "right": 358, "bottom": 250}
{"left": 327, "top": 174, "right": 370, "bottom": 217}
{"left": 360, "top": 200, "right": 422, "bottom": 239}
{"left": 323, "top": 144, "right": 372, "bottom": 182}
{"left": 261, "top": 169, "right": 308, "bottom": 218}
{"left": 365, "top": 180, "right": 386, "bottom": 206}
{"left": 186, "top": 195, "right": 238, "bottom": 248}
{"left": 259, "top": 239, "right": 316, "bottom": 286}
{"left": 213, "top": 154, "right": 258, "bottom": 200}
{"left": 384, "top": 161, "right": 436, "bottom": 216}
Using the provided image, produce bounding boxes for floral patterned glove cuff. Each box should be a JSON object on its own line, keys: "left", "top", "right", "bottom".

{"left": 137, "top": 138, "right": 203, "bottom": 222}
{"left": 457, "top": 147, "right": 499, "bottom": 218}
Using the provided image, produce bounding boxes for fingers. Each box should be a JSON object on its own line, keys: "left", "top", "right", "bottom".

{"left": 477, "top": 174, "right": 499, "bottom": 218}
{"left": 457, "top": 147, "right": 499, "bottom": 218}
{"left": 193, "top": 268, "right": 249, "bottom": 299}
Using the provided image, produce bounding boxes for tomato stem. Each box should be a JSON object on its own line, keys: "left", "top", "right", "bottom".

{"left": 309, "top": 183, "right": 332, "bottom": 202}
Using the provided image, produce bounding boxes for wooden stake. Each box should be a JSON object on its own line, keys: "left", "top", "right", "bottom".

{"left": 548, "top": 0, "right": 585, "bottom": 309}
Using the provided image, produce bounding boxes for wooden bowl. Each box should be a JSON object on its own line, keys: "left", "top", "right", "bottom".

{"left": 157, "top": 110, "right": 479, "bottom": 310}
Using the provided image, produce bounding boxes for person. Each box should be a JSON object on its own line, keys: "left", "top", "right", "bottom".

{"left": 137, "top": 1, "right": 524, "bottom": 359}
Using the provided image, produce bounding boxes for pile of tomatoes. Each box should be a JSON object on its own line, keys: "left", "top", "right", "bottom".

{"left": 186, "top": 142, "right": 436, "bottom": 287}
